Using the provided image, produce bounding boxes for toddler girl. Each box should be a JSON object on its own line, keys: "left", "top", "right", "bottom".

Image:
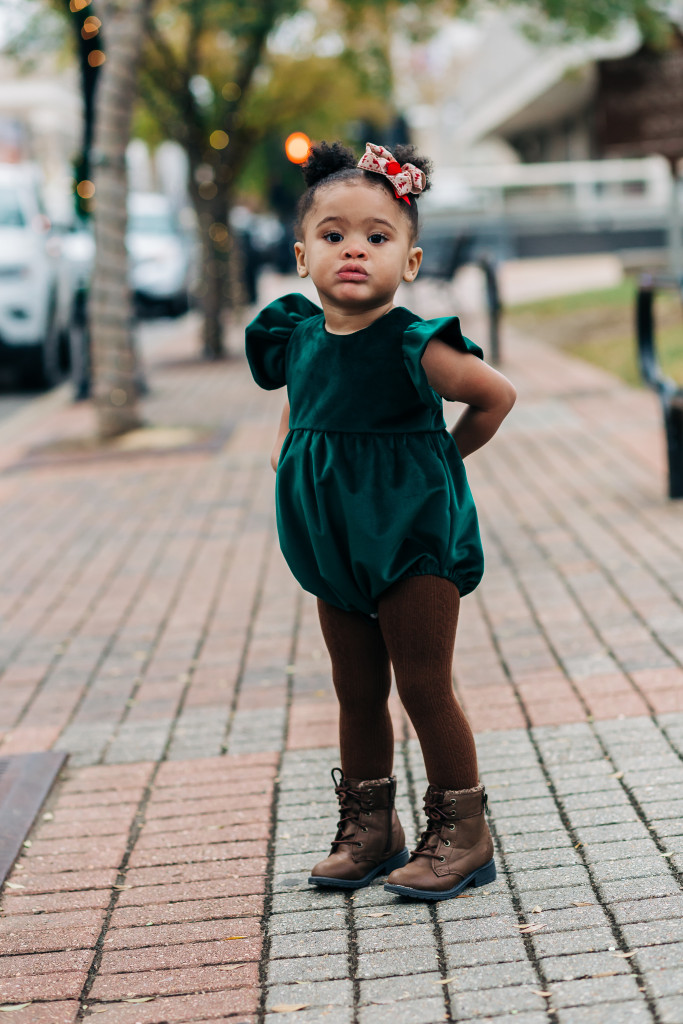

{"left": 246, "top": 141, "right": 516, "bottom": 900}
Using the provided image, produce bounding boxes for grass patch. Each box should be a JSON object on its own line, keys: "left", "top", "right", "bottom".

{"left": 506, "top": 279, "right": 683, "bottom": 387}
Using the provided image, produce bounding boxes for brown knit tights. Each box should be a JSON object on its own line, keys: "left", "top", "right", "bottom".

{"left": 316, "top": 574, "right": 479, "bottom": 790}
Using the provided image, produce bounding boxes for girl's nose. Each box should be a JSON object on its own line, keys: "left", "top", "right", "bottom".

{"left": 343, "top": 243, "right": 367, "bottom": 259}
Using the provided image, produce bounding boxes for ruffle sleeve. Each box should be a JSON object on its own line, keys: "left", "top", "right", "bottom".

{"left": 402, "top": 316, "right": 484, "bottom": 411}
{"left": 245, "top": 292, "right": 323, "bottom": 390}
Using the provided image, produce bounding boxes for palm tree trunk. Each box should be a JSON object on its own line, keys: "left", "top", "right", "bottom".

{"left": 90, "top": 0, "right": 149, "bottom": 439}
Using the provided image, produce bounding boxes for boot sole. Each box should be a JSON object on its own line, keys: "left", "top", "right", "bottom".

{"left": 383, "top": 857, "right": 497, "bottom": 901}
{"left": 308, "top": 847, "right": 410, "bottom": 890}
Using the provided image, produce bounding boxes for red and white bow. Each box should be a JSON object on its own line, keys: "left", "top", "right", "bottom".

{"left": 357, "top": 143, "right": 426, "bottom": 203}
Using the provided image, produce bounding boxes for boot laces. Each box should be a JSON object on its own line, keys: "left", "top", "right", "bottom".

{"left": 329, "top": 768, "right": 373, "bottom": 850}
{"left": 412, "top": 794, "right": 454, "bottom": 860}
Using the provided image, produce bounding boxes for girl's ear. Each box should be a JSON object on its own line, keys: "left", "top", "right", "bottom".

{"left": 294, "top": 241, "right": 309, "bottom": 278}
{"left": 403, "top": 246, "right": 423, "bottom": 283}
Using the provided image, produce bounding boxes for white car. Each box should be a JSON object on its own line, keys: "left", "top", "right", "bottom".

{"left": 0, "top": 163, "right": 70, "bottom": 387}
{"left": 127, "top": 192, "right": 194, "bottom": 316}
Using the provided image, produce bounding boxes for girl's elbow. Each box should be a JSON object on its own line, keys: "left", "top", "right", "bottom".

{"left": 503, "top": 381, "right": 517, "bottom": 412}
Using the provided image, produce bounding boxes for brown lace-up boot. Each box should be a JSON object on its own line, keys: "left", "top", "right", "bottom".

{"left": 384, "top": 784, "right": 495, "bottom": 900}
{"left": 308, "top": 768, "right": 409, "bottom": 889}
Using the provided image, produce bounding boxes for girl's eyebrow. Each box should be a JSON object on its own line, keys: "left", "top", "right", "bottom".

{"left": 315, "top": 215, "right": 397, "bottom": 231}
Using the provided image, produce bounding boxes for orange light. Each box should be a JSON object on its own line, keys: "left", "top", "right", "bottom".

{"left": 88, "top": 50, "right": 106, "bottom": 67}
{"left": 76, "top": 180, "right": 95, "bottom": 199}
{"left": 285, "top": 132, "right": 311, "bottom": 164}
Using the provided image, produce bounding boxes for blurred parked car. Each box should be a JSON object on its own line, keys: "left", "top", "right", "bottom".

{"left": 127, "top": 192, "right": 195, "bottom": 317}
{"left": 0, "top": 163, "right": 74, "bottom": 388}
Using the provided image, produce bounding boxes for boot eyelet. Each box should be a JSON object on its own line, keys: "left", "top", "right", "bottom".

{"left": 365, "top": 811, "right": 372, "bottom": 816}
{"left": 443, "top": 840, "right": 451, "bottom": 847}
{"left": 438, "top": 855, "right": 446, "bottom": 862}
{"left": 357, "top": 842, "right": 363, "bottom": 847}
{"left": 361, "top": 826, "right": 368, "bottom": 832}
{"left": 448, "top": 823, "right": 456, "bottom": 830}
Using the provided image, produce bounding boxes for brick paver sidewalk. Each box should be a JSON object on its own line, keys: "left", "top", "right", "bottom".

{"left": 0, "top": 274, "right": 682, "bottom": 1024}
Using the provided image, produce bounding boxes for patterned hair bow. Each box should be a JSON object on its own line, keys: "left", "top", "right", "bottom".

{"left": 357, "top": 142, "right": 426, "bottom": 204}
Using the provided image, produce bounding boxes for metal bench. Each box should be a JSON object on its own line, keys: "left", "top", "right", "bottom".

{"left": 636, "top": 274, "right": 683, "bottom": 498}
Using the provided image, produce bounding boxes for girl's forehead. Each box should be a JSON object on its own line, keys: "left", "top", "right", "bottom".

{"left": 307, "top": 179, "right": 406, "bottom": 225}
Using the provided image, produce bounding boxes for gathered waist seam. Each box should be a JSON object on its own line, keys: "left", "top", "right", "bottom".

{"left": 288, "top": 427, "right": 446, "bottom": 436}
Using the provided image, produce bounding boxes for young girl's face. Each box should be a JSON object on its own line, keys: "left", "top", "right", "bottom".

{"left": 294, "top": 181, "right": 423, "bottom": 313}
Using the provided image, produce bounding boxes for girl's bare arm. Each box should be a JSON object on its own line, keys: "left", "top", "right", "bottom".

{"left": 271, "top": 400, "right": 290, "bottom": 471}
{"left": 421, "top": 339, "right": 516, "bottom": 458}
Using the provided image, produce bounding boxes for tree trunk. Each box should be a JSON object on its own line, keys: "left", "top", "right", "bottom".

{"left": 90, "top": 0, "right": 149, "bottom": 439}
{"left": 189, "top": 173, "right": 232, "bottom": 359}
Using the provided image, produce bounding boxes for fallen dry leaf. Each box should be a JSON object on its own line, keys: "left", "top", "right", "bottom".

{"left": 455, "top": 891, "right": 476, "bottom": 899}
{"left": 112, "top": 885, "right": 132, "bottom": 891}
{"left": 610, "top": 951, "right": 636, "bottom": 958}
{"left": 122, "top": 997, "right": 155, "bottom": 1003}
{"left": 366, "top": 912, "right": 393, "bottom": 918}
{"left": 217, "top": 965, "right": 244, "bottom": 972}
{"left": 4, "top": 883, "right": 25, "bottom": 891}
{"left": 531, "top": 990, "right": 552, "bottom": 997}
{"left": 517, "top": 923, "right": 546, "bottom": 934}
{"left": 434, "top": 976, "right": 458, "bottom": 985}
{"left": 531, "top": 906, "right": 543, "bottom": 914}
{"left": 271, "top": 1005, "right": 309, "bottom": 1013}
{"left": 224, "top": 936, "right": 247, "bottom": 941}
{"left": 88, "top": 1009, "right": 108, "bottom": 1015}
{"left": 593, "top": 971, "right": 619, "bottom": 978}
{"left": 610, "top": 771, "right": 624, "bottom": 779}
{"left": 0, "top": 1007, "right": 32, "bottom": 1014}
{"left": 572, "top": 901, "right": 593, "bottom": 907}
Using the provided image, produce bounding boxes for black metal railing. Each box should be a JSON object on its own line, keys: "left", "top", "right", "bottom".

{"left": 636, "top": 275, "right": 683, "bottom": 499}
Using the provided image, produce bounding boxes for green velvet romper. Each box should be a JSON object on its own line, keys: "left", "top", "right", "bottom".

{"left": 245, "top": 292, "right": 485, "bottom": 618}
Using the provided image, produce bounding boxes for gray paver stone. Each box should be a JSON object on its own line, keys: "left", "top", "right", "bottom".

{"left": 269, "top": 929, "right": 347, "bottom": 959}
{"left": 505, "top": 847, "right": 582, "bottom": 872}
{"left": 656, "top": 996, "right": 683, "bottom": 1024}
{"left": 439, "top": 915, "right": 520, "bottom": 945}
{"left": 356, "top": 946, "right": 440, "bottom": 979}
{"left": 548, "top": 974, "right": 643, "bottom": 1008}
{"left": 450, "top": 984, "right": 546, "bottom": 1019}
{"left": 357, "top": 996, "right": 447, "bottom": 1024}
{"left": 580, "top": 839, "right": 658, "bottom": 864}
{"left": 264, "top": 1007, "right": 352, "bottom": 1024}
{"left": 644, "top": 966, "right": 683, "bottom": 998}
{"left": 355, "top": 904, "right": 432, "bottom": 928}
{"left": 532, "top": 926, "right": 616, "bottom": 957}
{"left": 598, "top": 875, "right": 681, "bottom": 903}
{"left": 567, "top": 805, "right": 638, "bottom": 828}
{"left": 514, "top": 866, "right": 590, "bottom": 892}
{"left": 357, "top": 923, "right": 434, "bottom": 954}
{"left": 634, "top": 942, "right": 683, "bottom": 971}
{"left": 445, "top": 960, "right": 538, "bottom": 992}
{"left": 267, "top": 954, "right": 349, "bottom": 985}
{"left": 573, "top": 823, "right": 649, "bottom": 846}
{"left": 455, "top": 1015, "right": 548, "bottom": 1024}
{"left": 540, "top": 949, "right": 633, "bottom": 982}
{"left": 359, "top": 971, "right": 442, "bottom": 1005}
{"left": 499, "top": 831, "right": 575, "bottom": 856}
{"left": 495, "top": 812, "right": 565, "bottom": 836}
{"left": 270, "top": 891, "right": 345, "bottom": 914}
{"left": 444, "top": 937, "right": 527, "bottom": 969}
{"left": 555, "top": 1001, "right": 652, "bottom": 1024}
{"left": 518, "top": 887, "right": 597, "bottom": 914}
{"left": 436, "top": 892, "right": 516, "bottom": 922}
{"left": 268, "top": 909, "right": 347, "bottom": 934}
{"left": 621, "top": 918, "right": 683, "bottom": 947}
{"left": 266, "top": 979, "right": 352, "bottom": 1009}
{"left": 590, "top": 857, "right": 671, "bottom": 884}
{"left": 611, "top": 895, "right": 683, "bottom": 926}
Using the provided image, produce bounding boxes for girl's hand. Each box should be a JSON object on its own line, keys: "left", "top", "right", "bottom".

{"left": 271, "top": 399, "right": 291, "bottom": 472}
{"left": 421, "top": 339, "right": 516, "bottom": 458}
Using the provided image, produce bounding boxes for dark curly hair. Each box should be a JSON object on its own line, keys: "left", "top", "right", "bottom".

{"left": 294, "top": 140, "right": 432, "bottom": 242}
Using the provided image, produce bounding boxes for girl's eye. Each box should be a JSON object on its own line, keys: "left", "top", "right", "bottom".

{"left": 323, "top": 231, "right": 343, "bottom": 243}
{"left": 369, "top": 233, "right": 388, "bottom": 244}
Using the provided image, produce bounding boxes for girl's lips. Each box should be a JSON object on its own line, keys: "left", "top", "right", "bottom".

{"left": 338, "top": 268, "right": 368, "bottom": 281}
